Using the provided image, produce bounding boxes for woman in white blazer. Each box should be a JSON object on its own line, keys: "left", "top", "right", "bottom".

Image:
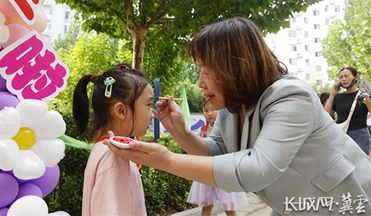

{"left": 105, "top": 17, "right": 371, "bottom": 215}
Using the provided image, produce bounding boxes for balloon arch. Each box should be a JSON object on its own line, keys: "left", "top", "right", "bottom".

{"left": 0, "top": 0, "right": 73, "bottom": 215}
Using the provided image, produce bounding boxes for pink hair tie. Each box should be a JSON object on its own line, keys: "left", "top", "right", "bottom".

{"left": 119, "top": 65, "right": 126, "bottom": 69}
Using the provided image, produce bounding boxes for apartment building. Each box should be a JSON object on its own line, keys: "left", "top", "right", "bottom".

{"left": 264, "top": 0, "right": 347, "bottom": 87}
{"left": 41, "top": 0, "right": 76, "bottom": 43}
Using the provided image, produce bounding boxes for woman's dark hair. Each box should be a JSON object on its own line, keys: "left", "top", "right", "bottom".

{"left": 73, "top": 68, "right": 149, "bottom": 141}
{"left": 187, "top": 17, "right": 287, "bottom": 114}
{"left": 319, "top": 92, "right": 330, "bottom": 105}
{"left": 339, "top": 67, "right": 357, "bottom": 77}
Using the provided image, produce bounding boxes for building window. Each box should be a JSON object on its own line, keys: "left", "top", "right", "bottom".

{"left": 64, "top": 26, "right": 67, "bottom": 34}
{"left": 326, "top": 18, "right": 329, "bottom": 25}
{"left": 49, "top": 8, "right": 52, "bottom": 14}
{"left": 335, "top": 5, "right": 340, "bottom": 12}
{"left": 315, "top": 38, "right": 321, "bottom": 43}
{"left": 304, "top": 17, "right": 308, "bottom": 24}
{"left": 314, "top": 10, "right": 319, "bottom": 16}
{"left": 291, "top": 17, "right": 296, "bottom": 23}
{"left": 316, "top": 65, "right": 322, "bottom": 71}
{"left": 315, "top": 52, "right": 322, "bottom": 57}
{"left": 304, "top": 31, "right": 309, "bottom": 38}
{"left": 305, "top": 45, "right": 309, "bottom": 52}
{"left": 289, "top": 58, "right": 298, "bottom": 66}
{"left": 306, "top": 73, "right": 310, "bottom": 79}
{"left": 337, "top": 19, "right": 341, "bottom": 24}
{"left": 314, "top": 24, "right": 320, "bottom": 29}
{"left": 325, "top": 5, "right": 329, "bottom": 11}
{"left": 48, "top": 24, "right": 52, "bottom": 29}
{"left": 306, "top": 59, "right": 310, "bottom": 66}
{"left": 317, "top": 80, "right": 322, "bottom": 86}
{"left": 289, "top": 44, "right": 297, "bottom": 51}
{"left": 291, "top": 72, "right": 298, "bottom": 77}
{"left": 65, "top": 12, "right": 70, "bottom": 19}
{"left": 289, "top": 30, "right": 296, "bottom": 37}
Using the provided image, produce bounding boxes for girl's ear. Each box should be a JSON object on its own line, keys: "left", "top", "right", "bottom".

{"left": 112, "top": 102, "right": 128, "bottom": 120}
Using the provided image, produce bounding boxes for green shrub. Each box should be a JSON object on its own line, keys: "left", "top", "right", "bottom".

{"left": 45, "top": 133, "right": 194, "bottom": 216}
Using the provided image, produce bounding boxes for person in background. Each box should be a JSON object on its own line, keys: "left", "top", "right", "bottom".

{"left": 105, "top": 17, "right": 371, "bottom": 215}
{"left": 319, "top": 92, "right": 335, "bottom": 120}
{"left": 73, "top": 66, "right": 153, "bottom": 215}
{"left": 324, "top": 67, "right": 371, "bottom": 155}
{"left": 187, "top": 98, "right": 248, "bottom": 216}
{"left": 319, "top": 92, "right": 330, "bottom": 107}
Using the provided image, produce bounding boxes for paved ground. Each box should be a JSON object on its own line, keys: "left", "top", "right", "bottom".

{"left": 171, "top": 192, "right": 272, "bottom": 216}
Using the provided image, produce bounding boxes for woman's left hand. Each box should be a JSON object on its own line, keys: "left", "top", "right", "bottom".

{"left": 102, "top": 132, "right": 173, "bottom": 170}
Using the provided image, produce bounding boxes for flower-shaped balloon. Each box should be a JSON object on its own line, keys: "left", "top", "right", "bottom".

{"left": 0, "top": 12, "right": 10, "bottom": 44}
{"left": 0, "top": 99, "right": 66, "bottom": 180}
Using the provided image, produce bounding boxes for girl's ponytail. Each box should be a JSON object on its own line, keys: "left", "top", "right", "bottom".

{"left": 73, "top": 74, "right": 94, "bottom": 134}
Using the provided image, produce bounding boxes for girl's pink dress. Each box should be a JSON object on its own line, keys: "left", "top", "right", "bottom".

{"left": 82, "top": 138, "right": 146, "bottom": 215}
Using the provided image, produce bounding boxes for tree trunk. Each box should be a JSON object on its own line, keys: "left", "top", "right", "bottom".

{"left": 131, "top": 27, "right": 147, "bottom": 75}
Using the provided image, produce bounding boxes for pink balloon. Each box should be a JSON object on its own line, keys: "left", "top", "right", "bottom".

{"left": 0, "top": 0, "right": 19, "bottom": 18}
{"left": 0, "top": 91, "right": 19, "bottom": 111}
{"left": 0, "top": 173, "right": 19, "bottom": 208}
{"left": 28, "top": 165, "right": 60, "bottom": 197}
{"left": 0, "top": 24, "right": 30, "bottom": 48}
{"left": 10, "top": 9, "right": 47, "bottom": 33}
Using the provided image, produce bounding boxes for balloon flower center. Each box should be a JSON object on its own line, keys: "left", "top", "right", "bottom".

{"left": 12, "top": 127, "right": 35, "bottom": 150}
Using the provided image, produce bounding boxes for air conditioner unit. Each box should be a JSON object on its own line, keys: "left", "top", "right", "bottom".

{"left": 296, "top": 39, "right": 302, "bottom": 44}
{"left": 329, "top": 0, "right": 335, "bottom": 5}
{"left": 296, "top": 25, "right": 302, "bottom": 30}
{"left": 296, "top": 53, "right": 303, "bottom": 58}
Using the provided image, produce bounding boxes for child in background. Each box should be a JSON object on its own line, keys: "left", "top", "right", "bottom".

{"left": 187, "top": 99, "right": 249, "bottom": 216}
{"left": 73, "top": 66, "right": 154, "bottom": 215}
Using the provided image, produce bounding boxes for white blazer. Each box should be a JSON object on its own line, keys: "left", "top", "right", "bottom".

{"left": 206, "top": 76, "right": 371, "bottom": 215}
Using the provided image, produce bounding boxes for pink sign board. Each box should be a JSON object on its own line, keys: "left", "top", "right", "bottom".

{"left": 0, "top": 30, "right": 70, "bottom": 102}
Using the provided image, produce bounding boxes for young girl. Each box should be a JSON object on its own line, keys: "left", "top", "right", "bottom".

{"left": 73, "top": 66, "right": 153, "bottom": 215}
{"left": 187, "top": 99, "right": 248, "bottom": 216}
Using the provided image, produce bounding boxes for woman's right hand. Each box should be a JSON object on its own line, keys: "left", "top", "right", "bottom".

{"left": 332, "top": 82, "right": 342, "bottom": 94}
{"left": 152, "top": 96, "right": 187, "bottom": 135}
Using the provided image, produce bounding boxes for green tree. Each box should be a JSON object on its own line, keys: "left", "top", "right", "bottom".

{"left": 322, "top": 0, "right": 371, "bottom": 80}
{"left": 56, "top": 0, "right": 321, "bottom": 74}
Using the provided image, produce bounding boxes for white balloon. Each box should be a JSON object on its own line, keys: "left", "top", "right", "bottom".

{"left": 17, "top": 100, "right": 48, "bottom": 127}
{"left": 34, "top": 110, "right": 66, "bottom": 139}
{"left": 13, "top": 150, "right": 45, "bottom": 180}
{"left": 7, "top": 195, "right": 48, "bottom": 216}
{"left": 0, "top": 107, "right": 21, "bottom": 139}
{"left": 0, "top": 24, "right": 9, "bottom": 44}
{"left": 0, "top": 12, "right": 5, "bottom": 24}
{"left": 0, "top": 139, "right": 19, "bottom": 170}
{"left": 48, "top": 211, "right": 70, "bottom": 216}
{"left": 31, "top": 139, "right": 65, "bottom": 167}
